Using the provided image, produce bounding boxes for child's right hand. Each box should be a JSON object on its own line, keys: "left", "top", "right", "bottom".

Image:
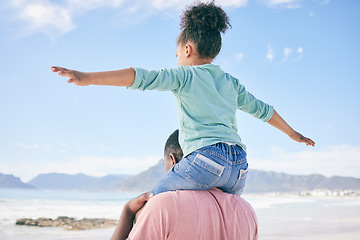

{"left": 51, "top": 66, "right": 91, "bottom": 86}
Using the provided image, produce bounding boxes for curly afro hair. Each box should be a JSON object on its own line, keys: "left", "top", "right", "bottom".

{"left": 178, "top": 1, "right": 231, "bottom": 59}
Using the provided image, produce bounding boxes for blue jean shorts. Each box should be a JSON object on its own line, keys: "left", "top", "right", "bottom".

{"left": 150, "top": 142, "right": 248, "bottom": 195}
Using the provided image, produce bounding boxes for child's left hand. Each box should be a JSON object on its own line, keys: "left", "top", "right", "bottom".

{"left": 125, "top": 192, "right": 154, "bottom": 217}
{"left": 289, "top": 131, "right": 315, "bottom": 146}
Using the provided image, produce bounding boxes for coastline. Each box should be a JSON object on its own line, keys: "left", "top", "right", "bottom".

{"left": 1, "top": 189, "right": 360, "bottom": 240}
{"left": 15, "top": 216, "right": 117, "bottom": 230}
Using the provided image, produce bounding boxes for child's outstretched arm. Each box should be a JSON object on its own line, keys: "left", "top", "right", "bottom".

{"left": 51, "top": 66, "right": 135, "bottom": 87}
{"left": 267, "top": 110, "right": 315, "bottom": 146}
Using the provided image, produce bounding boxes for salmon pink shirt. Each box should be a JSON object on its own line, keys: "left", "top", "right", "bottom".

{"left": 128, "top": 189, "right": 258, "bottom": 240}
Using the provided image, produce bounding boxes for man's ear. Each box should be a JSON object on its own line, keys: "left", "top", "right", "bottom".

{"left": 169, "top": 153, "right": 177, "bottom": 166}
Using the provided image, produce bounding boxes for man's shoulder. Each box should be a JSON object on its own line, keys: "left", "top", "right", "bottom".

{"left": 151, "top": 189, "right": 248, "bottom": 207}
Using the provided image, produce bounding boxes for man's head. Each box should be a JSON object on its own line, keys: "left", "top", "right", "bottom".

{"left": 163, "top": 130, "right": 183, "bottom": 172}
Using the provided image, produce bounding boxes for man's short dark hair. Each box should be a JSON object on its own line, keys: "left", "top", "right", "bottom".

{"left": 164, "top": 130, "right": 183, "bottom": 163}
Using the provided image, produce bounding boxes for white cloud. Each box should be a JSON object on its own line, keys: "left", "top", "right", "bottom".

{"left": 59, "top": 142, "right": 70, "bottom": 147}
{"left": 250, "top": 145, "right": 360, "bottom": 178}
{"left": 217, "top": 0, "right": 248, "bottom": 8}
{"left": 98, "top": 143, "right": 112, "bottom": 150}
{"left": 6, "top": 0, "right": 251, "bottom": 39}
{"left": 296, "top": 47, "right": 304, "bottom": 60}
{"left": 67, "top": 0, "right": 126, "bottom": 13}
{"left": 15, "top": 143, "right": 40, "bottom": 149}
{"left": 6, "top": 155, "right": 161, "bottom": 182}
{"left": 45, "top": 155, "right": 161, "bottom": 176}
{"left": 263, "top": 0, "right": 301, "bottom": 8}
{"left": 15, "top": 142, "right": 69, "bottom": 153}
{"left": 266, "top": 44, "right": 274, "bottom": 63}
{"left": 283, "top": 47, "right": 293, "bottom": 61}
{"left": 10, "top": 0, "right": 76, "bottom": 37}
{"left": 6, "top": 0, "right": 305, "bottom": 39}
{"left": 7, "top": 0, "right": 127, "bottom": 38}
{"left": 282, "top": 47, "right": 303, "bottom": 61}
{"left": 235, "top": 52, "right": 244, "bottom": 63}
{"left": 150, "top": 0, "right": 192, "bottom": 11}
{"left": 308, "top": 12, "right": 315, "bottom": 17}
{"left": 150, "top": 0, "right": 248, "bottom": 10}
{"left": 69, "top": 0, "right": 124, "bottom": 8}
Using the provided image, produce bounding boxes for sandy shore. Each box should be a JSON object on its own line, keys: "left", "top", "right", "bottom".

{"left": 317, "top": 232, "right": 360, "bottom": 240}
{"left": 253, "top": 196, "right": 360, "bottom": 240}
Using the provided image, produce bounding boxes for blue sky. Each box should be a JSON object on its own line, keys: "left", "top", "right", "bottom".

{"left": 0, "top": 0, "right": 359, "bottom": 182}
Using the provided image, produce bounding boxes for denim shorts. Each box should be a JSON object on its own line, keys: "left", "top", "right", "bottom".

{"left": 150, "top": 142, "right": 248, "bottom": 195}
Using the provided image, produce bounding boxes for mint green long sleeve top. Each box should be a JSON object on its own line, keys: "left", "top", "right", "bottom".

{"left": 129, "top": 64, "right": 274, "bottom": 157}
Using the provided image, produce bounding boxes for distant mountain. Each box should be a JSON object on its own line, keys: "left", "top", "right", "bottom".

{"left": 27, "top": 173, "right": 132, "bottom": 191}
{"left": 8, "top": 160, "right": 360, "bottom": 192}
{"left": 241, "top": 170, "right": 360, "bottom": 193}
{"left": 117, "top": 160, "right": 165, "bottom": 192}
{"left": 0, "top": 173, "right": 34, "bottom": 189}
{"left": 28, "top": 173, "right": 100, "bottom": 190}
{"left": 114, "top": 161, "right": 360, "bottom": 193}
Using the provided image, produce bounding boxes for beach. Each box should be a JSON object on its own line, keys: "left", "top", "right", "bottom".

{"left": 0, "top": 189, "right": 132, "bottom": 240}
{"left": 0, "top": 189, "right": 359, "bottom": 239}
{"left": 253, "top": 194, "right": 360, "bottom": 239}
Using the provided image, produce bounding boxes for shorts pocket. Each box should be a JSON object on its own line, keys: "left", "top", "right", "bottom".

{"left": 174, "top": 157, "right": 187, "bottom": 172}
{"left": 185, "top": 153, "right": 225, "bottom": 188}
{"left": 231, "top": 168, "right": 248, "bottom": 195}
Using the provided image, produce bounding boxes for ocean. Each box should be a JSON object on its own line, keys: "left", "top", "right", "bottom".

{"left": 0, "top": 189, "right": 359, "bottom": 240}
